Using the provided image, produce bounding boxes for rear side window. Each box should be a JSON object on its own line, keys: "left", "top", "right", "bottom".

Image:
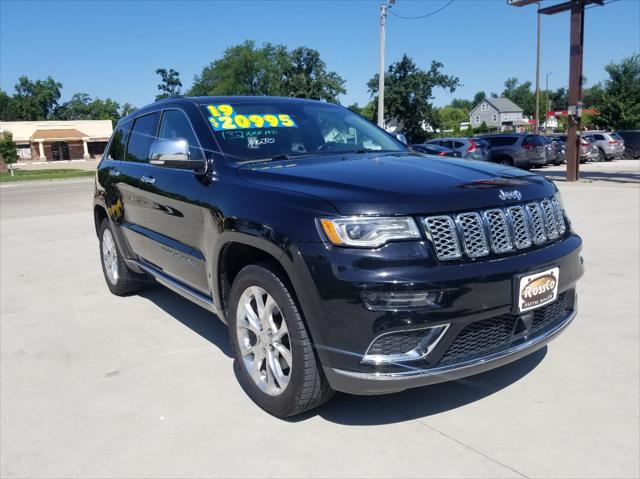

{"left": 453, "top": 141, "right": 465, "bottom": 149}
{"left": 523, "top": 135, "right": 544, "bottom": 146}
{"left": 107, "top": 124, "right": 129, "bottom": 160}
{"left": 158, "top": 110, "right": 204, "bottom": 161}
{"left": 594, "top": 134, "right": 605, "bottom": 141}
{"left": 486, "top": 137, "right": 518, "bottom": 147}
{"left": 126, "top": 112, "right": 160, "bottom": 162}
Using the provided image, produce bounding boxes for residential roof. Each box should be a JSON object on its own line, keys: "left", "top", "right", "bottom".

{"left": 30, "top": 129, "right": 88, "bottom": 140}
{"left": 485, "top": 97, "right": 524, "bottom": 112}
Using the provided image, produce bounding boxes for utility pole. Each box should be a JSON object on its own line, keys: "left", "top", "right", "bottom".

{"left": 377, "top": 3, "right": 388, "bottom": 128}
{"left": 545, "top": 71, "right": 553, "bottom": 132}
{"left": 535, "top": 2, "right": 541, "bottom": 133}
{"left": 565, "top": 0, "right": 585, "bottom": 182}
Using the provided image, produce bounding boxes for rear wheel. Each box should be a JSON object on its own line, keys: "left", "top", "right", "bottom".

{"left": 99, "top": 219, "right": 147, "bottom": 296}
{"left": 598, "top": 149, "right": 606, "bottom": 162}
{"left": 228, "top": 262, "right": 334, "bottom": 417}
{"left": 497, "top": 156, "right": 513, "bottom": 167}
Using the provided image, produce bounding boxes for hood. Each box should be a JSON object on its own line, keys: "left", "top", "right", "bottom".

{"left": 236, "top": 152, "right": 557, "bottom": 215}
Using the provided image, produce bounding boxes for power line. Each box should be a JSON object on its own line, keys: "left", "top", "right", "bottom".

{"left": 387, "top": 0, "right": 455, "bottom": 20}
{"left": 586, "top": 0, "right": 620, "bottom": 9}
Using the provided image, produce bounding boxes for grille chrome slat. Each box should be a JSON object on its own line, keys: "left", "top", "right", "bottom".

{"left": 455, "top": 213, "right": 490, "bottom": 257}
{"left": 423, "top": 197, "right": 565, "bottom": 261}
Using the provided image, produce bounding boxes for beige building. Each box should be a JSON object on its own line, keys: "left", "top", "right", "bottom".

{"left": 0, "top": 120, "right": 113, "bottom": 162}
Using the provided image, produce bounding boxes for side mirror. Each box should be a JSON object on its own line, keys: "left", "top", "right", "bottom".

{"left": 395, "top": 133, "right": 408, "bottom": 145}
{"left": 149, "top": 139, "right": 205, "bottom": 172}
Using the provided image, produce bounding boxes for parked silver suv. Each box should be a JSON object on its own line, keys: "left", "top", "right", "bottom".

{"left": 582, "top": 131, "right": 625, "bottom": 161}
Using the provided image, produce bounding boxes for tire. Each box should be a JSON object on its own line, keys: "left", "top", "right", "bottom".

{"left": 497, "top": 156, "right": 513, "bottom": 167}
{"left": 228, "top": 262, "right": 334, "bottom": 417}
{"left": 99, "top": 219, "right": 147, "bottom": 296}
{"left": 598, "top": 149, "right": 606, "bottom": 162}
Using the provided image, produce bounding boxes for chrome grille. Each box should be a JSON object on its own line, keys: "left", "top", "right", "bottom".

{"left": 506, "top": 206, "right": 532, "bottom": 249}
{"left": 526, "top": 203, "right": 547, "bottom": 245}
{"left": 456, "top": 213, "right": 489, "bottom": 257}
{"left": 484, "top": 209, "right": 513, "bottom": 253}
{"left": 422, "top": 216, "right": 462, "bottom": 260}
{"left": 423, "top": 196, "right": 567, "bottom": 261}
{"left": 540, "top": 199, "right": 559, "bottom": 239}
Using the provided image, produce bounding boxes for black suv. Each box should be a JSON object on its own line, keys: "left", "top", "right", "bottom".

{"left": 94, "top": 97, "right": 583, "bottom": 417}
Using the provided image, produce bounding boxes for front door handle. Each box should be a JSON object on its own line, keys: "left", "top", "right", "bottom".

{"left": 141, "top": 175, "right": 156, "bottom": 185}
{"left": 109, "top": 169, "right": 120, "bottom": 177}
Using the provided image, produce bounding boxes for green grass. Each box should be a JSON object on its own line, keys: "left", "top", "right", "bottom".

{"left": 0, "top": 168, "right": 95, "bottom": 182}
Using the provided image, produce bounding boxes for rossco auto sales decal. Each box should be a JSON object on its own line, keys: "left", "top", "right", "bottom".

{"left": 518, "top": 267, "right": 559, "bottom": 313}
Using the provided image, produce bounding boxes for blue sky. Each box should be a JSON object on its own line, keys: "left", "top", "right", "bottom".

{"left": 1, "top": 0, "right": 638, "bottom": 109}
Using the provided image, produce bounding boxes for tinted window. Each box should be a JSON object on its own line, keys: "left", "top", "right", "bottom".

{"left": 441, "top": 140, "right": 453, "bottom": 148}
{"left": 126, "top": 112, "right": 160, "bottom": 162}
{"left": 594, "top": 134, "right": 605, "bottom": 141}
{"left": 485, "top": 136, "right": 518, "bottom": 147}
{"left": 200, "top": 101, "right": 404, "bottom": 162}
{"left": 453, "top": 141, "right": 465, "bottom": 149}
{"left": 159, "top": 110, "right": 204, "bottom": 161}
{"left": 523, "top": 135, "right": 544, "bottom": 146}
{"left": 107, "top": 123, "right": 130, "bottom": 160}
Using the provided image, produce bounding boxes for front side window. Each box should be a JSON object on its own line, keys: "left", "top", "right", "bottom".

{"left": 107, "top": 123, "right": 130, "bottom": 161}
{"left": 201, "top": 101, "right": 405, "bottom": 162}
{"left": 126, "top": 112, "right": 160, "bottom": 162}
{"left": 158, "top": 110, "right": 204, "bottom": 161}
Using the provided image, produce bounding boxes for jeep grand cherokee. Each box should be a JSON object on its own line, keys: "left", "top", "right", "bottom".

{"left": 94, "top": 96, "right": 584, "bottom": 417}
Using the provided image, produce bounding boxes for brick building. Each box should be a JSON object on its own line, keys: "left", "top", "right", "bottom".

{"left": 0, "top": 120, "right": 113, "bottom": 162}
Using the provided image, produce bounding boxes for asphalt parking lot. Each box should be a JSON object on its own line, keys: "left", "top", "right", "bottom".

{"left": 1, "top": 160, "right": 639, "bottom": 478}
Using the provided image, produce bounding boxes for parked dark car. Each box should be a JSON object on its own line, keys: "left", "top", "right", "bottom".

{"left": 616, "top": 130, "right": 640, "bottom": 159}
{"left": 94, "top": 96, "right": 583, "bottom": 417}
{"left": 548, "top": 136, "right": 567, "bottom": 164}
{"left": 549, "top": 134, "right": 597, "bottom": 163}
{"left": 425, "top": 137, "right": 490, "bottom": 161}
{"left": 410, "top": 143, "right": 461, "bottom": 157}
{"left": 477, "top": 133, "right": 547, "bottom": 169}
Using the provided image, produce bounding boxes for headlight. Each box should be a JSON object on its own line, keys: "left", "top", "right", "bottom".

{"left": 319, "top": 216, "right": 421, "bottom": 247}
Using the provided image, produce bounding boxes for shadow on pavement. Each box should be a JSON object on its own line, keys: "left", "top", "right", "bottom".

{"left": 542, "top": 168, "right": 640, "bottom": 185}
{"left": 301, "top": 347, "right": 547, "bottom": 426}
{"left": 139, "top": 285, "right": 233, "bottom": 358}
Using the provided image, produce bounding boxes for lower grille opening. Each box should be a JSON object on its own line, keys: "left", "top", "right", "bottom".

{"left": 362, "top": 324, "right": 449, "bottom": 365}
{"left": 439, "top": 293, "right": 568, "bottom": 366}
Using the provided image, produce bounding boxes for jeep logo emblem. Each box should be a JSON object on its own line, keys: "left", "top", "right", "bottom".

{"left": 498, "top": 189, "right": 522, "bottom": 201}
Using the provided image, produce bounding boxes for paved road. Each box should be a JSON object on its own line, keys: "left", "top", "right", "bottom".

{"left": 1, "top": 165, "right": 638, "bottom": 478}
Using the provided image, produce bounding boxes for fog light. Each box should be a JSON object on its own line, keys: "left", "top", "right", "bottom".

{"left": 362, "top": 324, "right": 450, "bottom": 364}
{"left": 361, "top": 291, "right": 440, "bottom": 311}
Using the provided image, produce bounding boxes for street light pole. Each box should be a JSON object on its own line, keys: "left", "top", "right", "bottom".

{"left": 535, "top": 2, "right": 541, "bottom": 133}
{"left": 545, "top": 71, "right": 553, "bottom": 132}
{"left": 377, "top": 3, "right": 388, "bottom": 128}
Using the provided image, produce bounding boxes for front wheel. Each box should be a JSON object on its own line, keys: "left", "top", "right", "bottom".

{"left": 99, "top": 219, "right": 147, "bottom": 296}
{"left": 228, "top": 263, "right": 334, "bottom": 417}
{"left": 598, "top": 149, "right": 606, "bottom": 162}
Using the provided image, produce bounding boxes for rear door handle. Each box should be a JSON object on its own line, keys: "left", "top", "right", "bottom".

{"left": 141, "top": 175, "right": 156, "bottom": 185}
{"left": 109, "top": 169, "right": 120, "bottom": 177}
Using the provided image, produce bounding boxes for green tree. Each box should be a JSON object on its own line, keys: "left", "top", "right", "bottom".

{"left": 189, "top": 41, "right": 345, "bottom": 102}
{"left": 155, "top": 68, "right": 182, "bottom": 100}
{"left": 347, "top": 101, "right": 376, "bottom": 121}
{"left": 0, "top": 131, "right": 19, "bottom": 176}
{"left": 502, "top": 77, "right": 535, "bottom": 116}
{"left": 54, "top": 93, "right": 121, "bottom": 124}
{"left": 439, "top": 106, "right": 468, "bottom": 132}
{"left": 281, "top": 47, "right": 346, "bottom": 102}
{"left": 476, "top": 121, "right": 489, "bottom": 134}
{"left": 473, "top": 91, "right": 487, "bottom": 106}
{"left": 120, "top": 103, "right": 137, "bottom": 117}
{"left": 10, "top": 76, "right": 62, "bottom": 120}
{"left": 189, "top": 41, "right": 290, "bottom": 96}
{"left": 0, "top": 90, "right": 17, "bottom": 120}
{"left": 367, "top": 54, "right": 459, "bottom": 143}
{"left": 449, "top": 98, "right": 473, "bottom": 112}
{"left": 584, "top": 54, "right": 640, "bottom": 129}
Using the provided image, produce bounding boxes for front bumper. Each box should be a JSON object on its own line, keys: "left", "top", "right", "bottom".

{"left": 296, "top": 234, "right": 583, "bottom": 395}
{"left": 325, "top": 299, "right": 576, "bottom": 395}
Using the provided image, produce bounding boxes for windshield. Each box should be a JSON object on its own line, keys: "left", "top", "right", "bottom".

{"left": 200, "top": 101, "right": 406, "bottom": 162}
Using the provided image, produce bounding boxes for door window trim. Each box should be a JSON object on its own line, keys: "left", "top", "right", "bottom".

{"left": 158, "top": 108, "right": 205, "bottom": 163}
{"left": 125, "top": 111, "right": 162, "bottom": 163}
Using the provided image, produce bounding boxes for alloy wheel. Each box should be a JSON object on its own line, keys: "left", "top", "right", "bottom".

{"left": 102, "top": 229, "right": 119, "bottom": 285}
{"left": 236, "top": 286, "right": 292, "bottom": 396}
